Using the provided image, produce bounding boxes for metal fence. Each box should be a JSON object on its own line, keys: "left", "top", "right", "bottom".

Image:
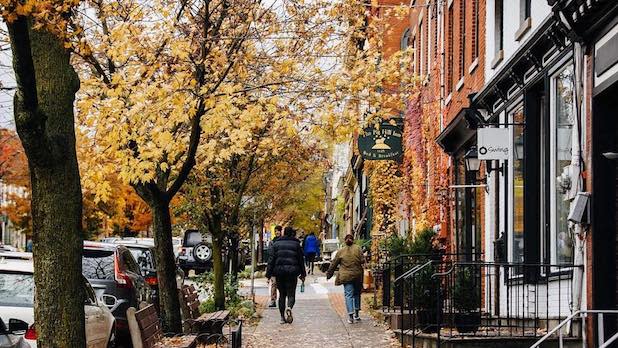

{"left": 380, "top": 255, "right": 583, "bottom": 347}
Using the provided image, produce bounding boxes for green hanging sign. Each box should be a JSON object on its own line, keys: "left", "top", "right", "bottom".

{"left": 358, "top": 122, "right": 403, "bottom": 161}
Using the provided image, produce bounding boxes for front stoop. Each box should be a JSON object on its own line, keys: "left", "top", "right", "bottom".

{"left": 383, "top": 310, "right": 414, "bottom": 330}
{"left": 393, "top": 331, "right": 581, "bottom": 348}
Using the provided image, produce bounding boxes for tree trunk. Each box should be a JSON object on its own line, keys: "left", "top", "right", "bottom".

{"left": 230, "top": 233, "right": 239, "bottom": 281}
{"left": 9, "top": 21, "right": 86, "bottom": 347}
{"left": 212, "top": 230, "right": 225, "bottom": 310}
{"left": 151, "top": 202, "right": 182, "bottom": 333}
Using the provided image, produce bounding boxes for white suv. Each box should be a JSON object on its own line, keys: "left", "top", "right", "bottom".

{"left": 0, "top": 254, "right": 116, "bottom": 347}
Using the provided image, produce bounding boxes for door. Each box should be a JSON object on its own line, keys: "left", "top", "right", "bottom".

{"left": 592, "top": 81, "right": 618, "bottom": 342}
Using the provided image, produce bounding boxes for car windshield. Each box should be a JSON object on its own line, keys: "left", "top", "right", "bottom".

{"left": 184, "top": 231, "right": 203, "bottom": 247}
{"left": 127, "top": 248, "right": 155, "bottom": 271}
{"left": 0, "top": 272, "right": 34, "bottom": 307}
{"left": 82, "top": 249, "right": 115, "bottom": 280}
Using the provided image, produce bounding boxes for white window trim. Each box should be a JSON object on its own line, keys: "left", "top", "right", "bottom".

{"left": 549, "top": 63, "right": 576, "bottom": 266}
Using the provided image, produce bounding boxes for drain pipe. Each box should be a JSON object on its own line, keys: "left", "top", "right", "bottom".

{"left": 570, "top": 41, "right": 586, "bottom": 313}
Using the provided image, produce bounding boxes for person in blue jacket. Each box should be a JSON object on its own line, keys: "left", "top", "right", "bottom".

{"left": 303, "top": 232, "right": 320, "bottom": 275}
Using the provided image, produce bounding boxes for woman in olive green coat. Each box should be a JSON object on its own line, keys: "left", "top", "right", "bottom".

{"left": 326, "top": 233, "right": 364, "bottom": 324}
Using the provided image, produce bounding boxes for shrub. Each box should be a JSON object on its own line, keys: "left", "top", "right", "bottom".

{"left": 453, "top": 267, "right": 480, "bottom": 313}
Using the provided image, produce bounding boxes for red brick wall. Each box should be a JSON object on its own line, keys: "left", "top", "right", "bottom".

{"left": 406, "top": 1, "right": 486, "bottom": 246}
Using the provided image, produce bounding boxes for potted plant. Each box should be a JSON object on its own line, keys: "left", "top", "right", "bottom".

{"left": 452, "top": 267, "right": 481, "bottom": 333}
{"left": 412, "top": 265, "right": 440, "bottom": 333}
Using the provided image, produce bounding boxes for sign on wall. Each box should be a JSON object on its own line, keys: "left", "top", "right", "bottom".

{"left": 477, "top": 128, "right": 510, "bottom": 160}
{"left": 358, "top": 122, "right": 403, "bottom": 161}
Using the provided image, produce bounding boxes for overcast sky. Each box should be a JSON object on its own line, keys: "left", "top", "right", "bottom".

{"left": 1, "top": 24, "right": 15, "bottom": 130}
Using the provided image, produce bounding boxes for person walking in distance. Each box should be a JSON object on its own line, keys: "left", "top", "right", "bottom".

{"left": 266, "top": 226, "right": 306, "bottom": 324}
{"left": 268, "top": 225, "right": 283, "bottom": 307}
{"left": 303, "top": 231, "right": 320, "bottom": 275}
{"left": 326, "top": 233, "right": 364, "bottom": 324}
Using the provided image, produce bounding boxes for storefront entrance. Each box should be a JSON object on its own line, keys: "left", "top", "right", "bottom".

{"left": 592, "top": 81, "right": 618, "bottom": 338}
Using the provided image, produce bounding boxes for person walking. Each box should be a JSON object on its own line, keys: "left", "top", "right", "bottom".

{"left": 303, "top": 231, "right": 320, "bottom": 275}
{"left": 268, "top": 225, "right": 283, "bottom": 308}
{"left": 266, "top": 226, "right": 306, "bottom": 324}
{"left": 326, "top": 233, "right": 364, "bottom": 324}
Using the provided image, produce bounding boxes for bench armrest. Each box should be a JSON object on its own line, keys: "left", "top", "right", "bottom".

{"left": 126, "top": 307, "right": 143, "bottom": 348}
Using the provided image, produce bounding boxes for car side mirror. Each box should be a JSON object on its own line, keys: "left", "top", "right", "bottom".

{"left": 8, "top": 319, "right": 28, "bottom": 334}
{"left": 101, "top": 294, "right": 118, "bottom": 309}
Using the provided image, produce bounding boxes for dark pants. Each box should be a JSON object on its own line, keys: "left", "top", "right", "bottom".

{"left": 276, "top": 276, "right": 298, "bottom": 317}
{"left": 305, "top": 253, "right": 316, "bottom": 273}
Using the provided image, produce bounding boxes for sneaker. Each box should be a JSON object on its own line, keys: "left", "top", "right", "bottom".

{"left": 347, "top": 315, "right": 354, "bottom": 324}
{"left": 354, "top": 310, "right": 361, "bottom": 321}
{"left": 268, "top": 302, "right": 277, "bottom": 308}
{"left": 285, "top": 307, "right": 293, "bottom": 323}
{"left": 280, "top": 317, "right": 286, "bottom": 324}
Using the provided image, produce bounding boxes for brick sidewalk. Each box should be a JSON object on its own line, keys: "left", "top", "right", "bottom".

{"left": 245, "top": 287, "right": 396, "bottom": 347}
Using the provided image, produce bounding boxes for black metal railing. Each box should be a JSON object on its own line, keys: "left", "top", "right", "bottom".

{"left": 395, "top": 261, "right": 583, "bottom": 347}
{"left": 380, "top": 253, "right": 480, "bottom": 311}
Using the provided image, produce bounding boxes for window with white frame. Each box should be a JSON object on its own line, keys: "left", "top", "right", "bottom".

{"left": 550, "top": 64, "right": 575, "bottom": 264}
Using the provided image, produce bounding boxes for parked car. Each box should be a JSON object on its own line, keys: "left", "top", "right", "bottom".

{"left": 109, "top": 241, "right": 185, "bottom": 307}
{"left": 82, "top": 242, "right": 150, "bottom": 344}
{"left": 0, "top": 256, "right": 115, "bottom": 348}
{"left": 317, "top": 238, "right": 340, "bottom": 272}
{"left": 0, "top": 317, "right": 29, "bottom": 348}
{"left": 172, "top": 237, "right": 183, "bottom": 258}
{"left": 177, "top": 230, "right": 212, "bottom": 275}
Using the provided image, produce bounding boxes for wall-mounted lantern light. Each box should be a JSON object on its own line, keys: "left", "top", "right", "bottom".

{"left": 464, "top": 147, "right": 482, "bottom": 172}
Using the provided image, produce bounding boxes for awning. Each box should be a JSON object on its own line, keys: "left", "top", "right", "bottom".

{"left": 436, "top": 108, "right": 476, "bottom": 156}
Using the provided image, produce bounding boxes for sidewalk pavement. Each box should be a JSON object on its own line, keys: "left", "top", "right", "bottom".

{"left": 243, "top": 273, "right": 397, "bottom": 348}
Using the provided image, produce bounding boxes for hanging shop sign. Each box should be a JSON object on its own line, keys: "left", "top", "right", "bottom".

{"left": 477, "top": 128, "right": 510, "bottom": 160}
{"left": 358, "top": 122, "right": 403, "bottom": 161}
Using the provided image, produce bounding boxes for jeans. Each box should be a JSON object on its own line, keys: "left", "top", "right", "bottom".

{"left": 276, "top": 276, "right": 298, "bottom": 317}
{"left": 343, "top": 281, "right": 361, "bottom": 315}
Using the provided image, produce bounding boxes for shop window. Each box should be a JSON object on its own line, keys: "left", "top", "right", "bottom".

{"left": 509, "top": 105, "right": 525, "bottom": 266}
{"left": 454, "top": 156, "right": 482, "bottom": 261}
{"left": 550, "top": 64, "right": 575, "bottom": 264}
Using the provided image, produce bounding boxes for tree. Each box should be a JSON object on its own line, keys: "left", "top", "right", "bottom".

{"left": 2, "top": 1, "right": 86, "bottom": 346}
{"left": 176, "top": 120, "right": 324, "bottom": 308}
{"left": 74, "top": 0, "right": 265, "bottom": 332}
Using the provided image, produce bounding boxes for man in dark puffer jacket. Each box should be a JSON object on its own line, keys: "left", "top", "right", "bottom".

{"left": 266, "top": 226, "right": 306, "bottom": 324}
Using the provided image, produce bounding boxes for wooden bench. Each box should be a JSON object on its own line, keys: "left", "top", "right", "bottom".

{"left": 181, "top": 284, "right": 230, "bottom": 334}
{"left": 180, "top": 284, "right": 243, "bottom": 347}
{"left": 127, "top": 304, "right": 197, "bottom": 348}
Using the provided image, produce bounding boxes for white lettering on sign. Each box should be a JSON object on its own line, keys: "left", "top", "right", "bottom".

{"left": 477, "top": 128, "right": 510, "bottom": 160}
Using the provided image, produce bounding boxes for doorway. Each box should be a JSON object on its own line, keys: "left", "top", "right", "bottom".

{"left": 592, "top": 81, "right": 618, "bottom": 340}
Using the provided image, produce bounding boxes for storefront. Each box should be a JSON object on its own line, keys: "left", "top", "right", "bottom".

{"left": 437, "top": 110, "right": 483, "bottom": 261}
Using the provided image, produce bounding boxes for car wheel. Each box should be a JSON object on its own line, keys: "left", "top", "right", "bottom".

{"left": 193, "top": 242, "right": 212, "bottom": 263}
